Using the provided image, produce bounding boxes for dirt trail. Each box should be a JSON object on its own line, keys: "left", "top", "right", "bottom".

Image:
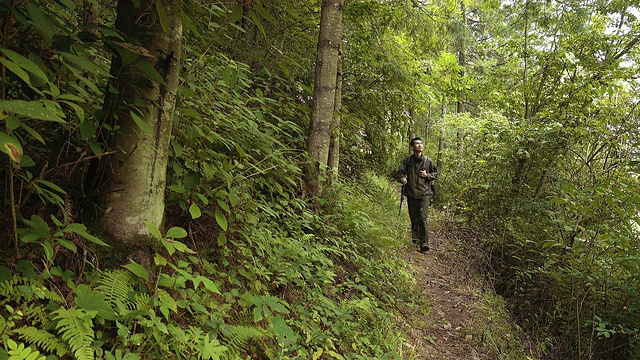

{"left": 396, "top": 233, "right": 493, "bottom": 360}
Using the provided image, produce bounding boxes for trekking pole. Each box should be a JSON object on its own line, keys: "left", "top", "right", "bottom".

{"left": 398, "top": 184, "right": 405, "bottom": 216}
{"left": 396, "top": 184, "right": 405, "bottom": 247}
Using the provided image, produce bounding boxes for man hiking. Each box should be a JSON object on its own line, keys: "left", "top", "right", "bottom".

{"left": 397, "top": 137, "right": 438, "bottom": 253}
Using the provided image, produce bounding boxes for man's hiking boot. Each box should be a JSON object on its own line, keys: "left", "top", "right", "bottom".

{"left": 419, "top": 245, "right": 429, "bottom": 253}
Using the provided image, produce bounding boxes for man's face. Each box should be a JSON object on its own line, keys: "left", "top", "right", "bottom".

{"left": 412, "top": 140, "right": 424, "bottom": 152}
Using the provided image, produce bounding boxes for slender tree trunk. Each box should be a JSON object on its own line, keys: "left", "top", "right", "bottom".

{"left": 456, "top": 1, "right": 466, "bottom": 114}
{"left": 328, "top": 56, "right": 343, "bottom": 176}
{"left": 437, "top": 96, "right": 446, "bottom": 170}
{"left": 305, "top": 0, "right": 344, "bottom": 197}
{"left": 407, "top": 108, "right": 415, "bottom": 155}
{"left": 523, "top": 0, "right": 530, "bottom": 121}
{"left": 456, "top": 2, "right": 466, "bottom": 165}
{"left": 101, "top": 0, "right": 182, "bottom": 249}
{"left": 78, "top": 0, "right": 99, "bottom": 32}
{"left": 425, "top": 102, "right": 432, "bottom": 144}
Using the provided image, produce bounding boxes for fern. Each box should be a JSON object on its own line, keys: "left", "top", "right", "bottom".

{"left": 95, "top": 270, "right": 135, "bottom": 312}
{"left": 16, "top": 326, "right": 71, "bottom": 357}
{"left": 0, "top": 278, "right": 30, "bottom": 304}
{"left": 0, "top": 276, "right": 64, "bottom": 305}
{"left": 19, "top": 303, "right": 49, "bottom": 328}
{"left": 134, "top": 292, "right": 150, "bottom": 311}
{"left": 53, "top": 307, "right": 95, "bottom": 360}
{"left": 219, "top": 324, "right": 267, "bottom": 357}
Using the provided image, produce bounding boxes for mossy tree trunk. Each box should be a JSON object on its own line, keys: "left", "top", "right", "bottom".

{"left": 305, "top": 0, "right": 344, "bottom": 197}
{"left": 101, "top": 0, "right": 182, "bottom": 251}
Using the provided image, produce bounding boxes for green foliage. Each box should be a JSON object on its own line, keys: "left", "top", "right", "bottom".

{"left": 15, "top": 327, "right": 69, "bottom": 358}
{"left": 3, "top": 339, "right": 46, "bottom": 360}
{"left": 0, "top": 1, "right": 429, "bottom": 359}
{"left": 53, "top": 307, "right": 95, "bottom": 360}
{"left": 437, "top": 2, "right": 640, "bottom": 353}
{"left": 15, "top": 0, "right": 640, "bottom": 359}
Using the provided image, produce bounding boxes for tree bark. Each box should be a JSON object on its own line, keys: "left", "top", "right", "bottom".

{"left": 328, "top": 55, "right": 343, "bottom": 176}
{"left": 305, "top": 0, "right": 343, "bottom": 197}
{"left": 101, "top": 0, "right": 182, "bottom": 248}
{"left": 456, "top": 1, "right": 466, "bottom": 114}
{"left": 437, "top": 95, "right": 446, "bottom": 170}
{"left": 407, "top": 108, "right": 415, "bottom": 155}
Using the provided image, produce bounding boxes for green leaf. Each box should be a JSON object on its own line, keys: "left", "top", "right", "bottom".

{"left": 146, "top": 222, "right": 163, "bottom": 239}
{"left": 21, "top": 233, "right": 43, "bottom": 243}
{"left": 155, "top": 0, "right": 170, "bottom": 32}
{"left": 28, "top": 3, "right": 54, "bottom": 43}
{"left": 255, "top": 3, "right": 277, "bottom": 25}
{"left": 168, "top": 239, "right": 194, "bottom": 254}
{"left": 215, "top": 209, "right": 228, "bottom": 231}
{"left": 0, "top": 100, "right": 65, "bottom": 122}
{"left": 313, "top": 348, "right": 324, "bottom": 360}
{"left": 326, "top": 350, "right": 346, "bottom": 360}
{"left": 130, "top": 111, "right": 151, "bottom": 135}
{"left": 136, "top": 61, "right": 166, "bottom": 85}
{"left": 229, "top": 191, "right": 241, "bottom": 207}
{"left": 60, "top": 52, "right": 109, "bottom": 77}
{"left": 74, "top": 284, "right": 117, "bottom": 321}
{"left": 197, "top": 276, "right": 221, "bottom": 294}
{"left": 58, "top": 0, "right": 76, "bottom": 10}
{"left": 23, "top": 215, "right": 50, "bottom": 236}
{"left": 56, "top": 238, "right": 77, "bottom": 252}
{"left": 154, "top": 254, "right": 167, "bottom": 266}
{"left": 222, "top": 158, "right": 233, "bottom": 172}
{"left": 217, "top": 233, "right": 227, "bottom": 246}
{"left": 161, "top": 239, "right": 176, "bottom": 256}
{"left": 189, "top": 203, "right": 201, "bottom": 219}
{"left": 64, "top": 223, "right": 110, "bottom": 247}
{"left": 166, "top": 227, "right": 187, "bottom": 239}
{"left": 20, "top": 123, "right": 45, "bottom": 144}
{"left": 36, "top": 179, "right": 66, "bottom": 194}
{"left": 270, "top": 316, "right": 295, "bottom": 342}
{"left": 0, "top": 49, "right": 48, "bottom": 84}
{"left": 168, "top": 184, "right": 186, "bottom": 193}
{"left": 88, "top": 140, "right": 103, "bottom": 156}
{"left": 7, "top": 115, "right": 19, "bottom": 131}
{"left": 230, "top": 3, "right": 243, "bottom": 22}
{"left": 216, "top": 198, "right": 230, "bottom": 213}
{"left": 0, "top": 266, "right": 11, "bottom": 282}
{"left": 123, "top": 261, "right": 149, "bottom": 282}
{"left": 0, "top": 131, "right": 22, "bottom": 163}
{"left": 157, "top": 289, "right": 177, "bottom": 312}
{"left": 79, "top": 121, "right": 96, "bottom": 139}
{"left": 0, "top": 57, "right": 32, "bottom": 86}
{"left": 62, "top": 100, "right": 85, "bottom": 122}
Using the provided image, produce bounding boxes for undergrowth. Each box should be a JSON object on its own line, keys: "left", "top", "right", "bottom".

{"left": 0, "top": 173, "right": 417, "bottom": 359}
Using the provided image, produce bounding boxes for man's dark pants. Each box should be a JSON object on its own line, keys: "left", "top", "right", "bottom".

{"left": 407, "top": 196, "right": 431, "bottom": 250}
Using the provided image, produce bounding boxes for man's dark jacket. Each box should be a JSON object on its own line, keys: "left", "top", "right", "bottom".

{"left": 397, "top": 154, "right": 438, "bottom": 198}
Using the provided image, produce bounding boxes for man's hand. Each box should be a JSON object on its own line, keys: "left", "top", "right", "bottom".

{"left": 419, "top": 170, "right": 429, "bottom": 178}
{"left": 400, "top": 176, "right": 407, "bottom": 184}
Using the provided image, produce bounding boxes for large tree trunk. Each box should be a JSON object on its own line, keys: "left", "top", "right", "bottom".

{"left": 101, "top": 0, "right": 182, "bottom": 248}
{"left": 305, "top": 0, "right": 344, "bottom": 197}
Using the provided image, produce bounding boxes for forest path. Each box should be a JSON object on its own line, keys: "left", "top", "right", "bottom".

{"left": 395, "top": 226, "right": 498, "bottom": 360}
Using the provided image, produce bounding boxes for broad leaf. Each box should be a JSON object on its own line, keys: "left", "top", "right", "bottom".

{"left": 123, "top": 261, "right": 149, "bottom": 282}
